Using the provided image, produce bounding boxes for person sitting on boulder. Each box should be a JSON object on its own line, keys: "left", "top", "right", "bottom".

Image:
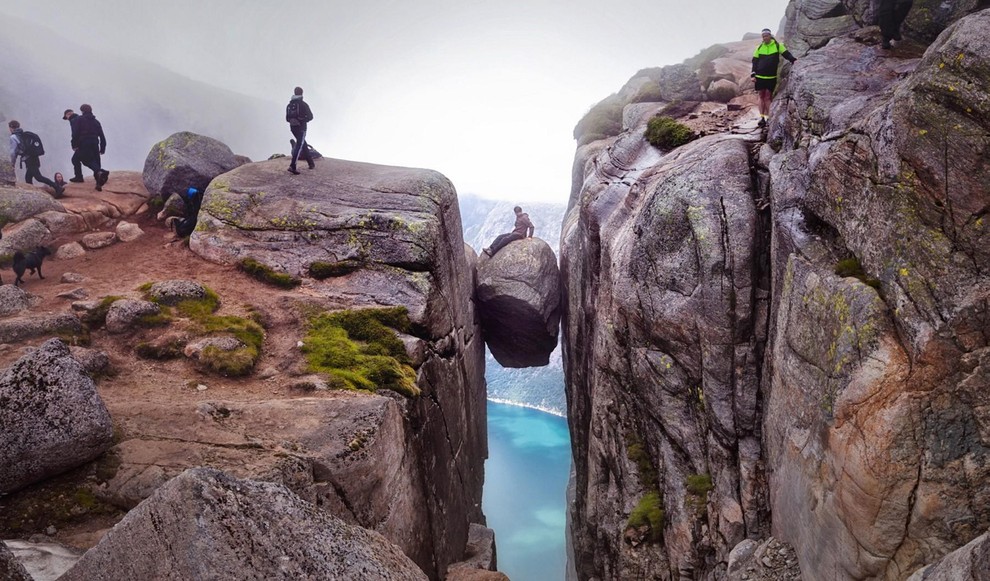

{"left": 484, "top": 206, "right": 534, "bottom": 257}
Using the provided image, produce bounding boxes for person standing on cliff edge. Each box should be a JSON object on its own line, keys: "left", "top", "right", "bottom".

{"left": 73, "top": 104, "right": 109, "bottom": 191}
{"left": 751, "top": 28, "right": 797, "bottom": 129}
{"left": 286, "top": 86, "right": 315, "bottom": 175}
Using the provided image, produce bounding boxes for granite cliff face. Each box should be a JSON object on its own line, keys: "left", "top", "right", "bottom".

{"left": 563, "top": 3, "right": 989, "bottom": 579}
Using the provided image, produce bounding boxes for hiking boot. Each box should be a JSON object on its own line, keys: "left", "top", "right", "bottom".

{"left": 287, "top": 167, "right": 301, "bottom": 175}
{"left": 96, "top": 170, "right": 110, "bottom": 187}
{"left": 881, "top": 39, "right": 892, "bottom": 49}
{"left": 758, "top": 118, "right": 767, "bottom": 128}
{"left": 69, "top": 176, "right": 84, "bottom": 183}
{"left": 308, "top": 161, "right": 316, "bottom": 169}
{"left": 95, "top": 183, "right": 102, "bottom": 192}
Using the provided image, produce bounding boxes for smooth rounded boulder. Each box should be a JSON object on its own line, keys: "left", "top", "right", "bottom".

{"left": 0, "top": 338, "right": 114, "bottom": 494}
{"left": 476, "top": 237, "right": 560, "bottom": 368}
{"left": 59, "top": 468, "right": 428, "bottom": 581}
{"left": 142, "top": 131, "right": 245, "bottom": 199}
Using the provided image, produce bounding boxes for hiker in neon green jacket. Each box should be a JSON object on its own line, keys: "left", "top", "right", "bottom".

{"left": 751, "top": 28, "right": 797, "bottom": 128}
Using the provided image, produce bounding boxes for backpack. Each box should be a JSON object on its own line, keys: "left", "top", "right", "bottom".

{"left": 286, "top": 100, "right": 302, "bottom": 125}
{"left": 18, "top": 131, "right": 44, "bottom": 157}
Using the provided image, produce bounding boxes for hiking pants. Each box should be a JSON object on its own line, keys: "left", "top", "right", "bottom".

{"left": 878, "top": 0, "right": 913, "bottom": 41}
{"left": 23, "top": 157, "right": 57, "bottom": 189}
{"left": 290, "top": 126, "right": 312, "bottom": 169}
{"left": 77, "top": 141, "right": 103, "bottom": 175}
{"left": 71, "top": 149, "right": 84, "bottom": 179}
{"left": 490, "top": 232, "right": 524, "bottom": 255}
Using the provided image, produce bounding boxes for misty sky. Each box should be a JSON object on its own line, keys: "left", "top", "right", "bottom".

{"left": 7, "top": 0, "right": 789, "bottom": 203}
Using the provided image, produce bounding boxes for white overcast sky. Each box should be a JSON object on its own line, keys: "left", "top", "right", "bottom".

{"left": 6, "top": 0, "right": 790, "bottom": 203}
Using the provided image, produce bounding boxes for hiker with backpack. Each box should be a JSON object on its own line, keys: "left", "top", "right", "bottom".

{"left": 7, "top": 120, "right": 64, "bottom": 198}
{"left": 72, "top": 104, "right": 110, "bottom": 191}
{"left": 751, "top": 28, "right": 797, "bottom": 128}
{"left": 286, "top": 86, "right": 315, "bottom": 175}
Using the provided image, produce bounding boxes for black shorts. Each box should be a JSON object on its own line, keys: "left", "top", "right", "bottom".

{"left": 755, "top": 77, "right": 778, "bottom": 92}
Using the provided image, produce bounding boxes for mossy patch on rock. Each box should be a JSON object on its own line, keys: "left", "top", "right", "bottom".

{"left": 302, "top": 307, "right": 419, "bottom": 397}
{"left": 238, "top": 258, "right": 301, "bottom": 288}
{"left": 309, "top": 260, "right": 363, "bottom": 280}
{"left": 82, "top": 296, "right": 125, "bottom": 329}
{"left": 627, "top": 491, "right": 665, "bottom": 543}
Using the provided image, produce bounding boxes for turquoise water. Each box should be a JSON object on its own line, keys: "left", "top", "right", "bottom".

{"left": 483, "top": 400, "right": 571, "bottom": 581}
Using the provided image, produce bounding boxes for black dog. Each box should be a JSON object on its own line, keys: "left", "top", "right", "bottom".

{"left": 12, "top": 247, "right": 51, "bottom": 286}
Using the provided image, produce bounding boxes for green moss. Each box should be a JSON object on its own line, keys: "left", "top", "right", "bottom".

{"left": 309, "top": 260, "right": 363, "bottom": 280}
{"left": 135, "top": 312, "right": 171, "bottom": 328}
{"left": 238, "top": 257, "right": 301, "bottom": 288}
{"left": 193, "top": 314, "right": 265, "bottom": 376}
{"left": 626, "top": 433, "right": 658, "bottom": 491}
{"left": 135, "top": 337, "right": 186, "bottom": 360}
{"left": 645, "top": 116, "right": 695, "bottom": 149}
{"left": 686, "top": 473, "right": 713, "bottom": 497}
{"left": 627, "top": 492, "right": 665, "bottom": 543}
{"left": 173, "top": 288, "right": 221, "bottom": 319}
{"left": 302, "top": 307, "right": 419, "bottom": 397}
{"left": 834, "top": 257, "right": 882, "bottom": 290}
{"left": 0, "top": 253, "right": 13, "bottom": 268}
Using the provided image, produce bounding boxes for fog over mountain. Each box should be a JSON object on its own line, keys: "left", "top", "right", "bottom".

{"left": 0, "top": 14, "right": 286, "bottom": 179}
{"left": 2, "top": 1, "right": 788, "bottom": 202}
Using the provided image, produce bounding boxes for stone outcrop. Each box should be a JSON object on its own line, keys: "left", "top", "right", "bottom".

{"left": 0, "top": 339, "right": 113, "bottom": 494}
{"left": 905, "top": 530, "right": 990, "bottom": 580}
{"left": 0, "top": 156, "right": 14, "bottom": 186}
{"left": 167, "top": 157, "right": 484, "bottom": 578}
{"left": 0, "top": 542, "right": 32, "bottom": 581}
{"left": 476, "top": 237, "right": 560, "bottom": 367}
{"left": 60, "top": 468, "right": 428, "bottom": 581}
{"left": 142, "top": 131, "right": 246, "bottom": 199}
{"left": 563, "top": 6, "right": 990, "bottom": 581}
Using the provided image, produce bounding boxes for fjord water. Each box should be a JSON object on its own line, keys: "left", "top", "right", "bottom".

{"left": 483, "top": 400, "right": 571, "bottom": 580}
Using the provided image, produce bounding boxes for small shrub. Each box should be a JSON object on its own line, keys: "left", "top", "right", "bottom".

{"left": 238, "top": 258, "right": 301, "bottom": 288}
{"left": 309, "top": 260, "right": 363, "bottom": 280}
{"left": 645, "top": 116, "right": 695, "bottom": 149}
{"left": 686, "top": 473, "right": 713, "bottom": 497}
{"left": 574, "top": 95, "right": 624, "bottom": 145}
{"left": 629, "top": 83, "right": 665, "bottom": 104}
{"left": 627, "top": 492, "right": 665, "bottom": 543}
{"left": 303, "top": 307, "right": 419, "bottom": 397}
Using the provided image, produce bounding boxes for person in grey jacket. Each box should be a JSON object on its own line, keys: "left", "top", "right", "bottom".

{"left": 8, "top": 120, "right": 63, "bottom": 197}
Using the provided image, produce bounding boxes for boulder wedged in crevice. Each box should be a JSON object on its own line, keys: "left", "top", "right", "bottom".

{"left": 476, "top": 237, "right": 560, "bottom": 368}
{"left": 142, "top": 131, "right": 246, "bottom": 199}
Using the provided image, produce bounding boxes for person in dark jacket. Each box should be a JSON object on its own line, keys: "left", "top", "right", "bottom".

{"left": 286, "top": 86, "right": 315, "bottom": 175}
{"left": 7, "top": 120, "right": 64, "bottom": 198}
{"left": 878, "top": 0, "right": 914, "bottom": 49}
{"left": 73, "top": 104, "right": 109, "bottom": 191}
{"left": 62, "top": 108, "right": 85, "bottom": 183}
{"left": 484, "top": 206, "right": 535, "bottom": 257}
{"left": 751, "top": 28, "right": 797, "bottom": 128}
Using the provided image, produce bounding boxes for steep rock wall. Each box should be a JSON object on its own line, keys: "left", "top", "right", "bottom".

{"left": 563, "top": 4, "right": 990, "bottom": 580}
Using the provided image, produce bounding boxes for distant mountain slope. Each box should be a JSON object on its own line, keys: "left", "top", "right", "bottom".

{"left": 0, "top": 12, "right": 285, "bottom": 179}
{"left": 459, "top": 194, "right": 567, "bottom": 416}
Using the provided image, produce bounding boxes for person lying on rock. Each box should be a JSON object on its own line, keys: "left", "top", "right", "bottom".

{"left": 484, "top": 206, "right": 534, "bottom": 257}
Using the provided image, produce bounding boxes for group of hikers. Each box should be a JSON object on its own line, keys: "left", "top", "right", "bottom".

{"left": 6, "top": 104, "right": 109, "bottom": 198}
{"left": 752, "top": 1, "right": 912, "bottom": 127}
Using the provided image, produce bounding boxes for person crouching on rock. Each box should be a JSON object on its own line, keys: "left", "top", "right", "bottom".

{"left": 484, "top": 206, "right": 534, "bottom": 257}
